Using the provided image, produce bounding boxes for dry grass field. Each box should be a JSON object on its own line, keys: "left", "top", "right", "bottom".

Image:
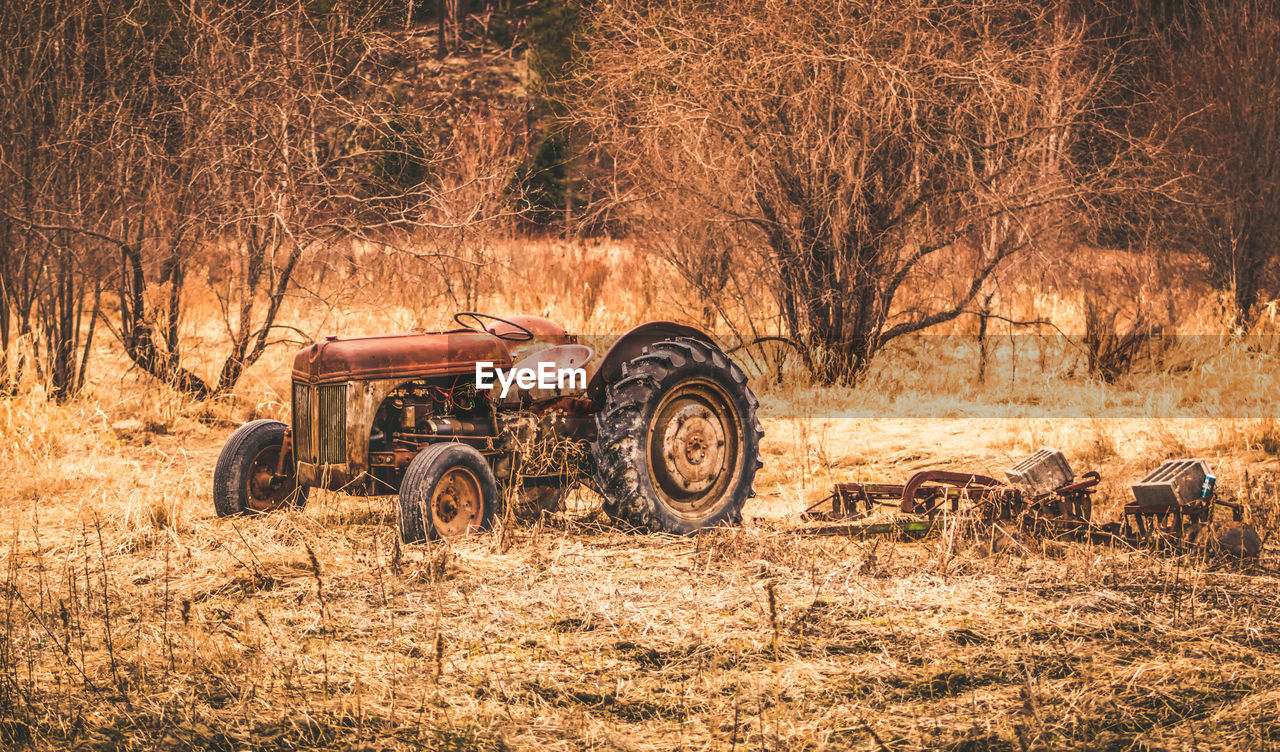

{"left": 2, "top": 241, "right": 1279, "bottom": 751}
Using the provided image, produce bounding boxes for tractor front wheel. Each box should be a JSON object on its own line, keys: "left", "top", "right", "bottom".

{"left": 212, "top": 419, "right": 308, "bottom": 517}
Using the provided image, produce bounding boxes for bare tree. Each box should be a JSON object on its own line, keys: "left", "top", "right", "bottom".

{"left": 0, "top": 0, "right": 116, "bottom": 397}
{"left": 568, "top": 0, "right": 1103, "bottom": 382}
{"left": 1136, "top": 0, "right": 1280, "bottom": 329}
{"left": 414, "top": 112, "right": 526, "bottom": 310}
{"left": 94, "top": 2, "right": 398, "bottom": 398}
{"left": 1, "top": 1, "right": 469, "bottom": 399}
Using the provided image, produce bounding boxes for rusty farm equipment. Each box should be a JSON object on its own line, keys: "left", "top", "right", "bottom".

{"left": 802, "top": 447, "right": 1098, "bottom": 536}
{"left": 802, "top": 448, "right": 1258, "bottom": 555}
{"left": 1123, "top": 459, "right": 1250, "bottom": 546}
{"left": 214, "top": 314, "right": 763, "bottom": 541}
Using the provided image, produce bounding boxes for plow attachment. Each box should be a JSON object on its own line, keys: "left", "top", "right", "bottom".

{"left": 801, "top": 448, "right": 1259, "bottom": 556}
{"left": 1123, "top": 459, "right": 1249, "bottom": 549}
{"left": 803, "top": 448, "right": 1098, "bottom": 534}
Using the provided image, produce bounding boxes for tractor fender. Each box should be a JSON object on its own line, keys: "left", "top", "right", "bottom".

{"left": 585, "top": 321, "right": 717, "bottom": 403}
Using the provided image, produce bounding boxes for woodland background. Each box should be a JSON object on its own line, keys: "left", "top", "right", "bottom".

{"left": 4, "top": 0, "right": 1280, "bottom": 399}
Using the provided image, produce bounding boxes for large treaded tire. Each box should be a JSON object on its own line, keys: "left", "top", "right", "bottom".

{"left": 398, "top": 442, "right": 498, "bottom": 543}
{"left": 592, "top": 337, "right": 762, "bottom": 534}
{"left": 212, "top": 419, "right": 308, "bottom": 517}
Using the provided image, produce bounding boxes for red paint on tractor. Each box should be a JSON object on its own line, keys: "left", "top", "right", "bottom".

{"left": 292, "top": 331, "right": 513, "bottom": 384}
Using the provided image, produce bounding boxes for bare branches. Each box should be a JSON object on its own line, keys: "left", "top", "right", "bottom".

{"left": 0, "top": 1, "right": 520, "bottom": 399}
{"left": 567, "top": 0, "right": 1101, "bottom": 382}
{"left": 1130, "top": 0, "right": 1280, "bottom": 329}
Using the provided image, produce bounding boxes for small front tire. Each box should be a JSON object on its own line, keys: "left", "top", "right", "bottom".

{"left": 398, "top": 443, "right": 498, "bottom": 543}
{"left": 212, "top": 419, "right": 308, "bottom": 517}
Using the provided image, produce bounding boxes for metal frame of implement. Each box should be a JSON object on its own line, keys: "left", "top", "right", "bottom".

{"left": 798, "top": 448, "right": 1250, "bottom": 549}
{"left": 801, "top": 466, "right": 1101, "bottom": 538}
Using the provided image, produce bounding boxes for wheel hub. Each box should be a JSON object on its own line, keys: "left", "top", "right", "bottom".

{"left": 661, "top": 404, "right": 726, "bottom": 494}
{"left": 646, "top": 378, "right": 742, "bottom": 516}
{"left": 246, "top": 446, "right": 295, "bottom": 512}
{"left": 437, "top": 493, "right": 459, "bottom": 522}
{"left": 432, "top": 467, "right": 482, "bottom": 538}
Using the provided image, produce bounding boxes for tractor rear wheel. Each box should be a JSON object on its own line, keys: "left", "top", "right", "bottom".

{"left": 212, "top": 419, "right": 307, "bottom": 517}
{"left": 593, "top": 338, "right": 762, "bottom": 534}
{"left": 398, "top": 443, "right": 498, "bottom": 543}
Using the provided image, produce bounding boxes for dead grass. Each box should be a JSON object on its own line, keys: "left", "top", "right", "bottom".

{"left": 3, "top": 483, "right": 1278, "bottom": 750}
{"left": 1, "top": 241, "right": 1279, "bottom": 750}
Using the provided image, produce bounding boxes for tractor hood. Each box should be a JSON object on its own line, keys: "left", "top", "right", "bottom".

{"left": 291, "top": 331, "right": 514, "bottom": 384}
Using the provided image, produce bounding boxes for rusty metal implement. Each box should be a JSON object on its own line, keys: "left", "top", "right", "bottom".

{"left": 1124, "top": 458, "right": 1242, "bottom": 541}
{"left": 803, "top": 450, "right": 1259, "bottom": 556}
{"left": 801, "top": 448, "right": 1100, "bottom": 538}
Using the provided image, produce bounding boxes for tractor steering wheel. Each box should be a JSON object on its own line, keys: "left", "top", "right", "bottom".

{"left": 453, "top": 312, "right": 534, "bottom": 342}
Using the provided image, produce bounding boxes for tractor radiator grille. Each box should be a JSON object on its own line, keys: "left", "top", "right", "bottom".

{"left": 316, "top": 384, "right": 347, "bottom": 464}
{"left": 292, "top": 382, "right": 313, "bottom": 462}
{"left": 292, "top": 382, "right": 346, "bottom": 465}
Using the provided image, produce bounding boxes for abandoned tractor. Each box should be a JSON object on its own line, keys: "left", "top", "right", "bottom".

{"left": 212, "top": 314, "right": 763, "bottom": 541}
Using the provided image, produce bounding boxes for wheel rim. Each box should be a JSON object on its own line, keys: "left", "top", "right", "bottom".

{"left": 245, "top": 445, "right": 295, "bottom": 512}
{"left": 430, "top": 466, "right": 485, "bottom": 538}
{"left": 646, "top": 377, "right": 742, "bottom": 519}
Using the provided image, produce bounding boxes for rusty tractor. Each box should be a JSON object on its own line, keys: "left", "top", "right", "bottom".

{"left": 213, "top": 314, "right": 763, "bottom": 541}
